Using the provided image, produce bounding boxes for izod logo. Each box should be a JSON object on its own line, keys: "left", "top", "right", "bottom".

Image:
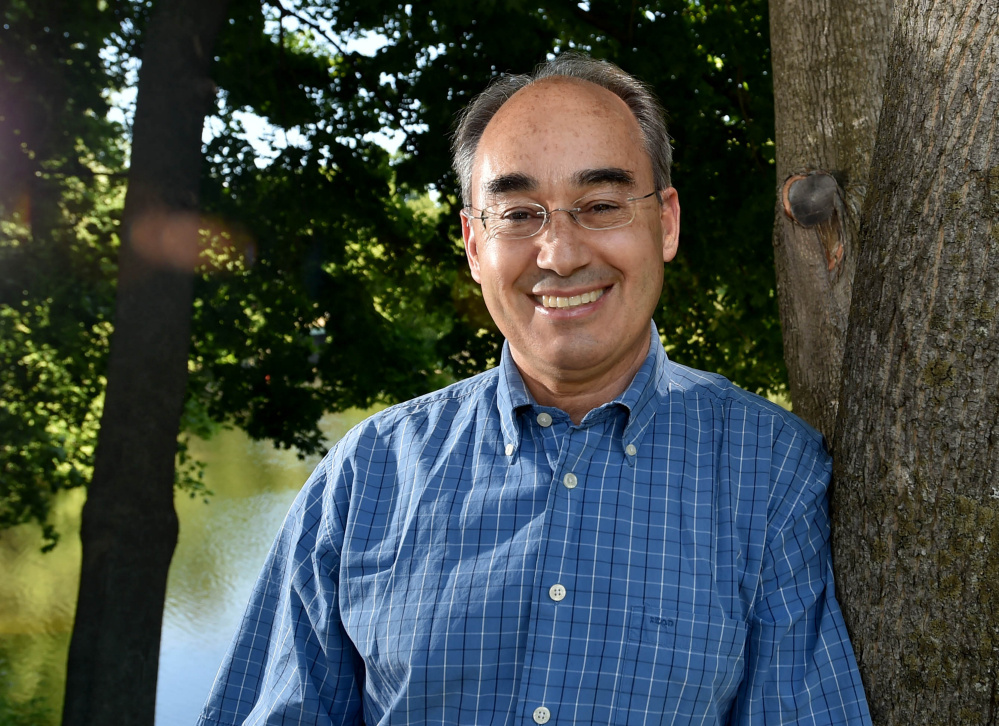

{"left": 649, "top": 615, "right": 675, "bottom": 629}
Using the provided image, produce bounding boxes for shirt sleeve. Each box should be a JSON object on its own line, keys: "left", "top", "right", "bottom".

{"left": 196, "top": 447, "right": 364, "bottom": 726}
{"left": 729, "top": 425, "right": 872, "bottom": 725}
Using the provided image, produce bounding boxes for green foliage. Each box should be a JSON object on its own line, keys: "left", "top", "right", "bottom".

{"left": 1, "top": 0, "right": 785, "bottom": 541}
{"left": 0, "top": 0, "right": 128, "bottom": 548}
{"left": 192, "top": 130, "right": 456, "bottom": 454}
{"left": 0, "top": 306, "right": 104, "bottom": 547}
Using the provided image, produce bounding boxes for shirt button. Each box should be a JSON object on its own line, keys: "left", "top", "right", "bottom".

{"left": 533, "top": 706, "right": 551, "bottom": 724}
{"left": 625, "top": 443, "right": 637, "bottom": 456}
{"left": 549, "top": 583, "right": 566, "bottom": 601}
{"left": 536, "top": 412, "right": 553, "bottom": 427}
{"left": 505, "top": 443, "right": 515, "bottom": 456}
{"left": 562, "top": 472, "right": 577, "bottom": 489}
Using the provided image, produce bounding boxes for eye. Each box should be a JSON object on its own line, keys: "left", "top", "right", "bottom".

{"left": 498, "top": 206, "right": 543, "bottom": 223}
{"left": 578, "top": 199, "right": 624, "bottom": 215}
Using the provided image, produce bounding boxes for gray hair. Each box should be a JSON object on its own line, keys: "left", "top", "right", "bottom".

{"left": 451, "top": 53, "right": 672, "bottom": 207}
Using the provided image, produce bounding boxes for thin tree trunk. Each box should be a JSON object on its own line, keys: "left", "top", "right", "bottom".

{"left": 833, "top": 1, "right": 999, "bottom": 723}
{"left": 768, "top": 0, "right": 892, "bottom": 439}
{"left": 62, "top": 0, "right": 229, "bottom": 723}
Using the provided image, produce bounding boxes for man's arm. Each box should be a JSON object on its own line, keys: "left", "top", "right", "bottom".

{"left": 197, "top": 450, "right": 364, "bottom": 726}
{"left": 730, "top": 427, "right": 872, "bottom": 725}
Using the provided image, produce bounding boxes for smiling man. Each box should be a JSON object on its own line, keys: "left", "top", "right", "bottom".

{"left": 198, "top": 54, "right": 871, "bottom": 726}
{"left": 460, "top": 73, "right": 679, "bottom": 424}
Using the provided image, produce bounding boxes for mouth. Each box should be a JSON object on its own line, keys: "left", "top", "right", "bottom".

{"left": 536, "top": 288, "right": 606, "bottom": 310}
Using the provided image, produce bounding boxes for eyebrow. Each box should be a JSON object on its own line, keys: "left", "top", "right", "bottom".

{"left": 572, "top": 167, "right": 636, "bottom": 187}
{"left": 484, "top": 173, "right": 537, "bottom": 196}
{"left": 481, "top": 167, "right": 637, "bottom": 198}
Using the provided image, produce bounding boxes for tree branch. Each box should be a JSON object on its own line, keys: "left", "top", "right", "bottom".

{"left": 263, "top": 0, "right": 348, "bottom": 56}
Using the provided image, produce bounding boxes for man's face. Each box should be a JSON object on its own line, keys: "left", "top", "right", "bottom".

{"left": 461, "top": 78, "right": 680, "bottom": 394}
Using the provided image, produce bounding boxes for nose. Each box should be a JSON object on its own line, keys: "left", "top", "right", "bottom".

{"left": 535, "top": 209, "right": 591, "bottom": 276}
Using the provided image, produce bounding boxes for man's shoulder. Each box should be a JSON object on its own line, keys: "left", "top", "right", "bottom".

{"left": 336, "top": 366, "right": 502, "bottom": 448}
{"left": 380, "top": 365, "right": 500, "bottom": 418}
{"left": 664, "top": 358, "right": 824, "bottom": 449}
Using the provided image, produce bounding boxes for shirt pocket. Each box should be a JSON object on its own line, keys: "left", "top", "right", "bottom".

{"left": 614, "top": 605, "right": 747, "bottom": 726}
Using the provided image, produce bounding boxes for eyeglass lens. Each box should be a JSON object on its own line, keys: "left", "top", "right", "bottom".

{"left": 484, "top": 193, "right": 642, "bottom": 239}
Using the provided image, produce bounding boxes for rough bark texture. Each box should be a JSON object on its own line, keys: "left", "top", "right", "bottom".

{"left": 833, "top": 1, "right": 999, "bottom": 723}
{"left": 62, "top": 0, "right": 230, "bottom": 724}
{"left": 769, "top": 0, "right": 892, "bottom": 439}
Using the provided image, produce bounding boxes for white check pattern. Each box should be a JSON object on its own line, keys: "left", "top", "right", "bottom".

{"left": 197, "top": 324, "right": 871, "bottom": 725}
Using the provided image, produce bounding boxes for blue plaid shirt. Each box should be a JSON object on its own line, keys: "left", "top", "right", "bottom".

{"left": 198, "top": 325, "right": 870, "bottom": 725}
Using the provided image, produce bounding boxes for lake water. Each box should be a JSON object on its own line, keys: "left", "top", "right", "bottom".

{"left": 0, "top": 409, "right": 377, "bottom": 725}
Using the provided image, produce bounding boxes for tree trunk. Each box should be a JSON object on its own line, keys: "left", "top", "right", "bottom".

{"left": 62, "top": 0, "right": 230, "bottom": 724}
{"left": 832, "top": 1, "right": 999, "bottom": 723}
{"left": 768, "top": 0, "right": 892, "bottom": 439}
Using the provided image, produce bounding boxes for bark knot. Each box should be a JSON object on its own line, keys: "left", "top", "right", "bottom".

{"left": 782, "top": 171, "right": 847, "bottom": 274}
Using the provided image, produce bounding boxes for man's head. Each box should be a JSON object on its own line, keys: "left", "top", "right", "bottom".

{"left": 455, "top": 55, "right": 680, "bottom": 415}
{"left": 453, "top": 53, "right": 673, "bottom": 209}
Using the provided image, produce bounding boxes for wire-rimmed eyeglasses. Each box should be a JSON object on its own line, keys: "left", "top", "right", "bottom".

{"left": 464, "top": 190, "right": 660, "bottom": 240}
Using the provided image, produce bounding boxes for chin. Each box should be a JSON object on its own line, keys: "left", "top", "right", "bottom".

{"left": 536, "top": 345, "right": 603, "bottom": 376}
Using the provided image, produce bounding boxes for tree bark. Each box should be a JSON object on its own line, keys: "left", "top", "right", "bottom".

{"left": 62, "top": 0, "right": 230, "bottom": 724}
{"left": 833, "top": 1, "right": 999, "bottom": 723}
{"left": 768, "top": 0, "right": 892, "bottom": 439}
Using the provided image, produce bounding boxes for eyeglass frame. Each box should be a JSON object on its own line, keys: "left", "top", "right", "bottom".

{"left": 462, "top": 189, "right": 663, "bottom": 240}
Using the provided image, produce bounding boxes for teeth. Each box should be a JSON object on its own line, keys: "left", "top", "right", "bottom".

{"left": 539, "top": 289, "right": 604, "bottom": 309}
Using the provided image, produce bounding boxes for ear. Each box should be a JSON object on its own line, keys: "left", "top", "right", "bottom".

{"left": 658, "top": 187, "right": 681, "bottom": 263}
{"left": 461, "top": 210, "right": 483, "bottom": 284}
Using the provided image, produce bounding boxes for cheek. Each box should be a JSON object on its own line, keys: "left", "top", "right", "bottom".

{"left": 611, "top": 241, "right": 665, "bottom": 307}
{"left": 480, "top": 242, "right": 533, "bottom": 289}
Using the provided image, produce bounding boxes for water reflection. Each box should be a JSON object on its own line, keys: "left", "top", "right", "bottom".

{"left": 0, "top": 408, "right": 378, "bottom": 725}
{"left": 0, "top": 487, "right": 83, "bottom": 724}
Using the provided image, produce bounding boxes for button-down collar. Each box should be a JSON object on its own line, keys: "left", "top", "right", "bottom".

{"left": 495, "top": 342, "right": 535, "bottom": 455}
{"left": 494, "top": 321, "right": 669, "bottom": 458}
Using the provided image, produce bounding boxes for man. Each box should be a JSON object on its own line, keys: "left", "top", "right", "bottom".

{"left": 198, "top": 54, "right": 871, "bottom": 725}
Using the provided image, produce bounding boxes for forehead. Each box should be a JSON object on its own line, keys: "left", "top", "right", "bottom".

{"left": 472, "top": 78, "right": 650, "bottom": 199}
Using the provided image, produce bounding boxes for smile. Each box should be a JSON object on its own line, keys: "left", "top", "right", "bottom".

{"left": 537, "top": 289, "right": 605, "bottom": 309}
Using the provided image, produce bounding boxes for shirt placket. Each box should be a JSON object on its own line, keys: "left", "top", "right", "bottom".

{"left": 515, "top": 410, "right": 590, "bottom": 725}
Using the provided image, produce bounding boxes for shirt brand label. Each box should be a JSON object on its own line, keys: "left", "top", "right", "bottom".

{"left": 648, "top": 615, "right": 675, "bottom": 629}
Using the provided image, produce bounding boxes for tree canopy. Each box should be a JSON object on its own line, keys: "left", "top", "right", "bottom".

{"left": 1, "top": 0, "right": 128, "bottom": 545}
{"left": 1, "top": 0, "right": 781, "bottom": 546}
